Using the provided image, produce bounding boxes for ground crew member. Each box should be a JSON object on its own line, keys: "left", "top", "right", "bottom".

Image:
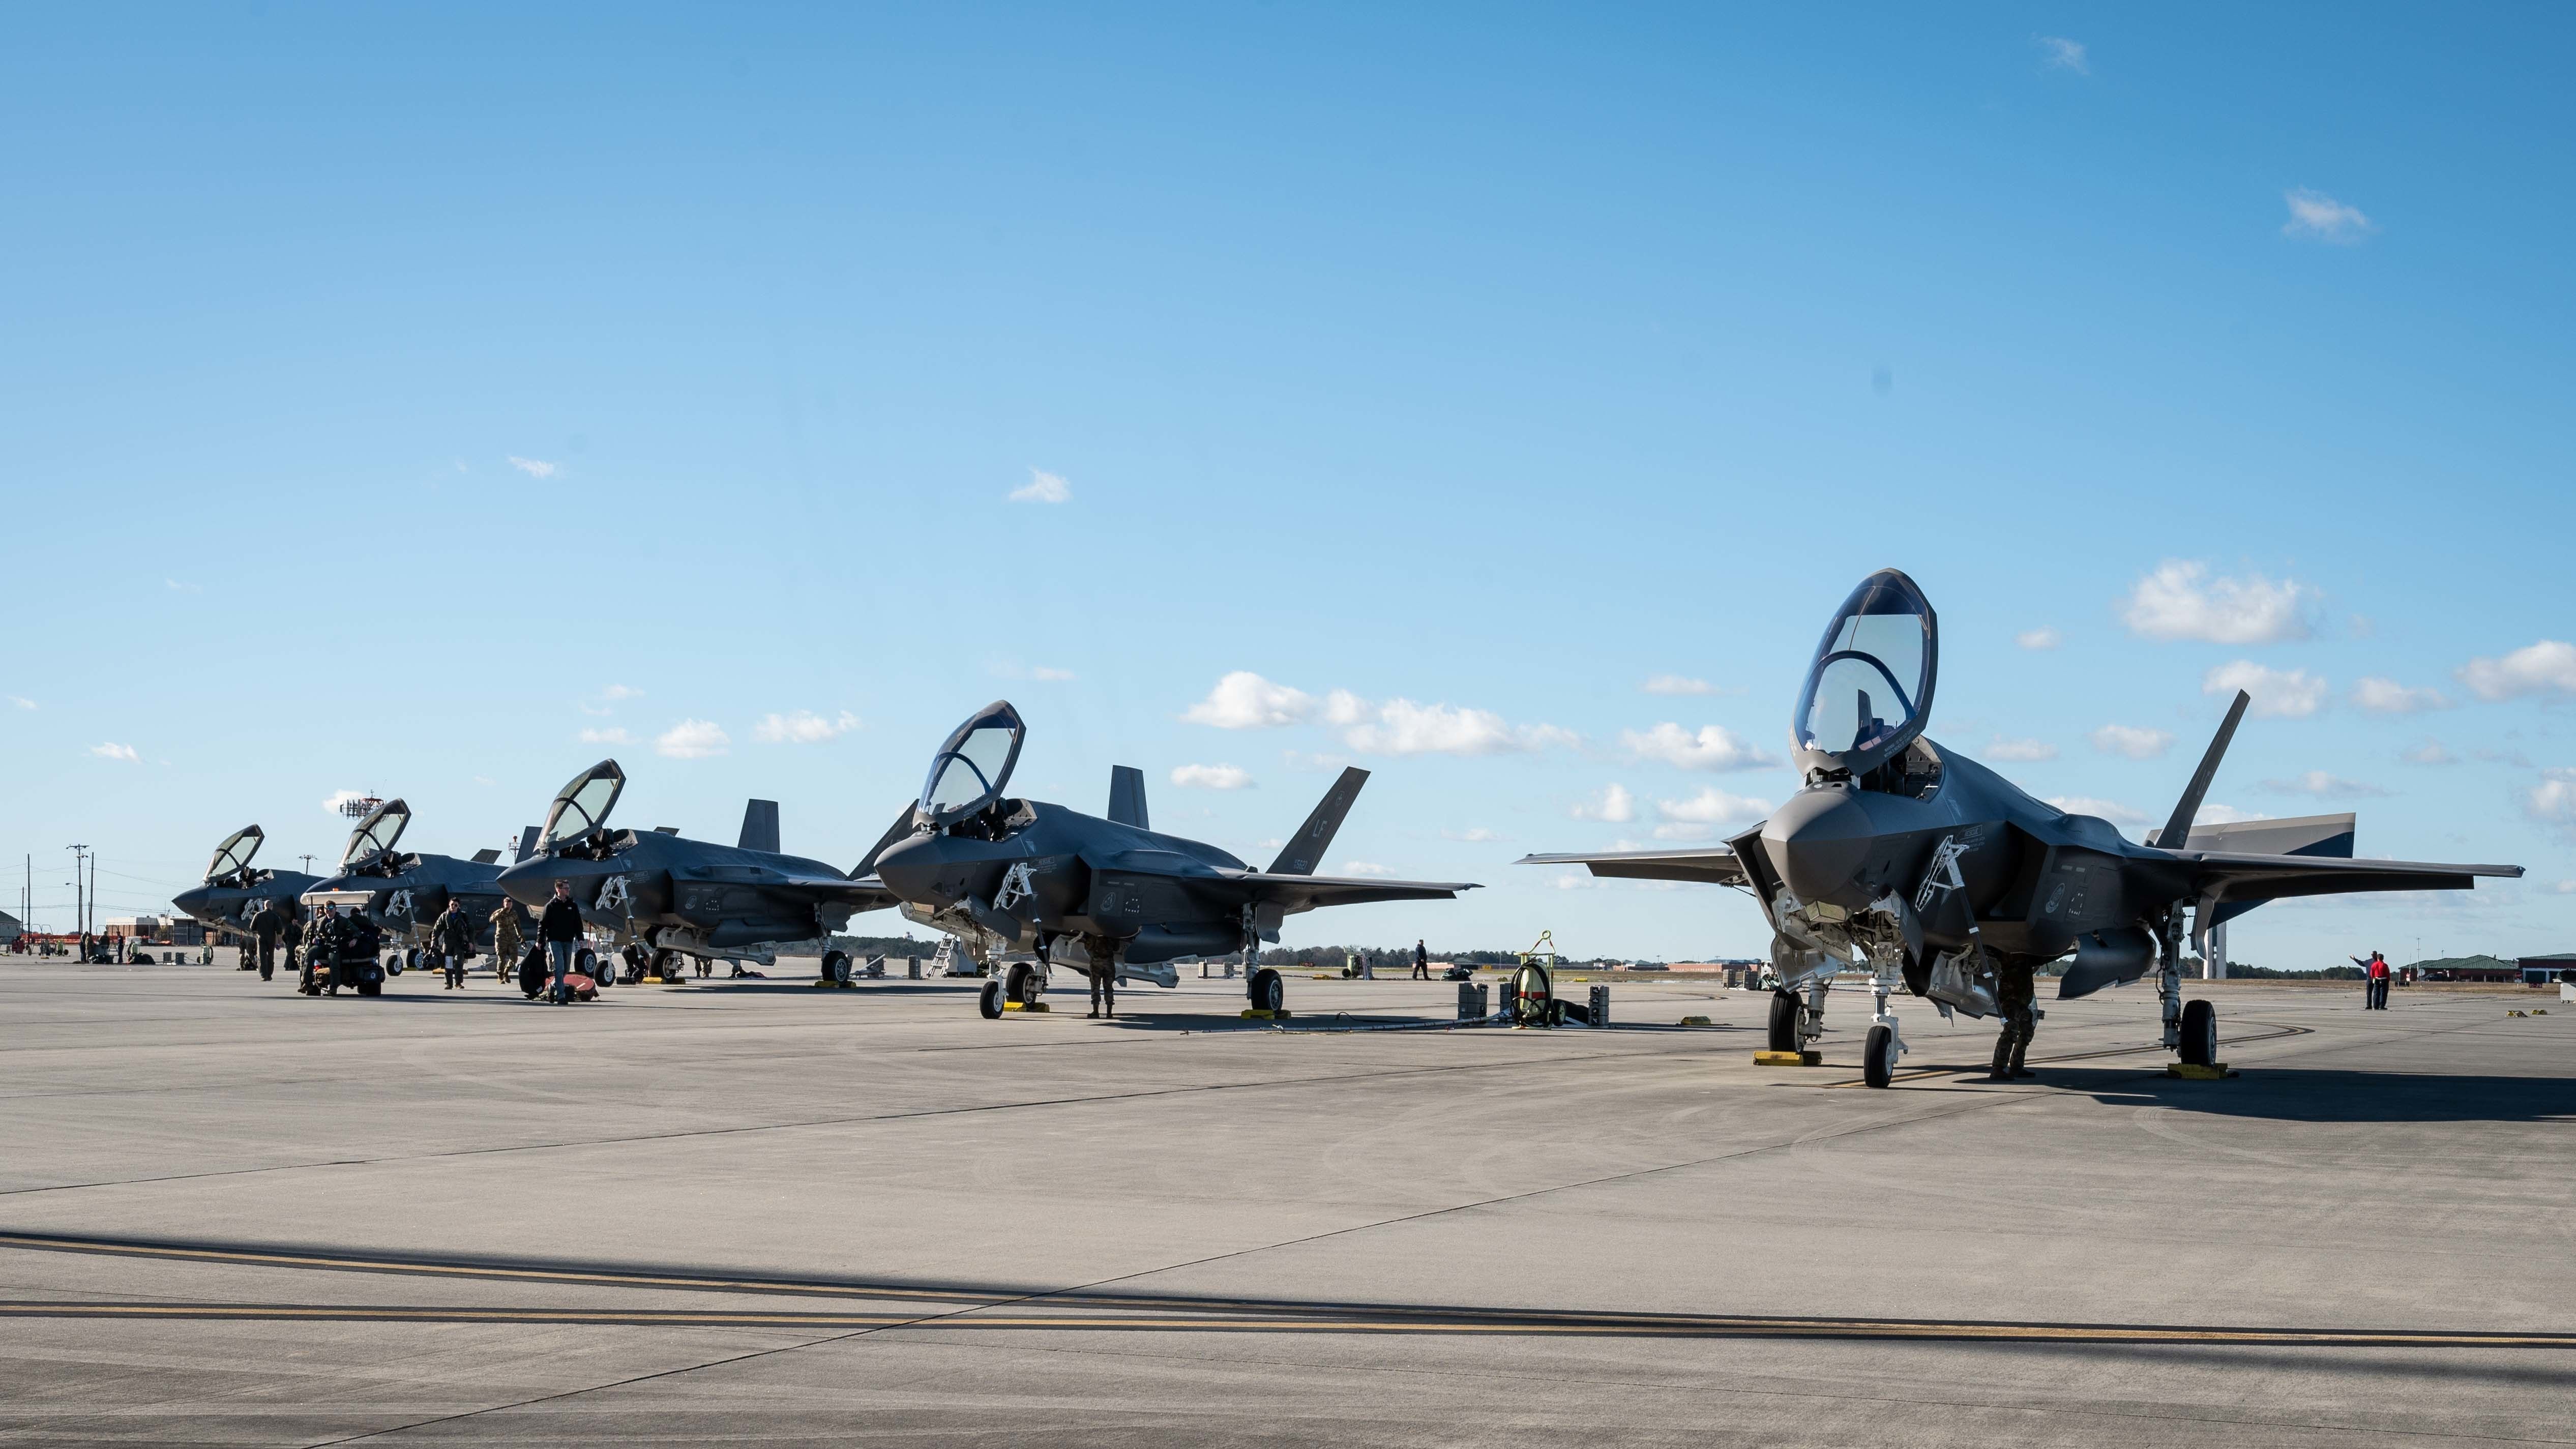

{"left": 2368, "top": 950, "right": 2390, "bottom": 1010}
{"left": 1088, "top": 961, "right": 1116, "bottom": 1019}
{"left": 282, "top": 908, "right": 305, "bottom": 980}
{"left": 300, "top": 906, "right": 337, "bottom": 993}
{"left": 433, "top": 897, "right": 475, "bottom": 989}
{"left": 1413, "top": 939, "right": 1430, "bottom": 980}
{"left": 1989, "top": 958, "right": 2037, "bottom": 1080}
{"left": 489, "top": 899, "right": 525, "bottom": 985}
{"left": 539, "top": 880, "right": 584, "bottom": 1003}
{"left": 248, "top": 901, "right": 284, "bottom": 981}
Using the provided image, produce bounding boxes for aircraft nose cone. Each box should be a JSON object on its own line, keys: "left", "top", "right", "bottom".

{"left": 1761, "top": 788, "right": 1877, "bottom": 907}
{"left": 498, "top": 855, "right": 584, "bottom": 909}
{"left": 870, "top": 834, "right": 950, "bottom": 902}
{"left": 171, "top": 886, "right": 212, "bottom": 923}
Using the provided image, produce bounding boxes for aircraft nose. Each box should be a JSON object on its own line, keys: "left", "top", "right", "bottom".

{"left": 870, "top": 833, "right": 951, "bottom": 902}
{"left": 171, "top": 885, "right": 212, "bottom": 922}
{"left": 1761, "top": 788, "right": 1877, "bottom": 908}
{"left": 498, "top": 854, "right": 582, "bottom": 908}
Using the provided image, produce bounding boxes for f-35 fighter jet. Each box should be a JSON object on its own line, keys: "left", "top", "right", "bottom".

{"left": 300, "top": 800, "right": 518, "bottom": 973}
{"left": 494, "top": 760, "right": 902, "bottom": 985}
{"left": 1523, "top": 568, "right": 2520, "bottom": 1087}
{"left": 866, "top": 701, "right": 1477, "bottom": 1019}
{"left": 170, "top": 826, "right": 321, "bottom": 940}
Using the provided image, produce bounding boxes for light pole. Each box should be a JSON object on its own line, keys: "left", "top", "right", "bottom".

{"left": 65, "top": 844, "right": 88, "bottom": 953}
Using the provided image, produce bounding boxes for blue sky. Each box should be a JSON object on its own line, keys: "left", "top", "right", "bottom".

{"left": 4, "top": 5, "right": 2570, "bottom": 964}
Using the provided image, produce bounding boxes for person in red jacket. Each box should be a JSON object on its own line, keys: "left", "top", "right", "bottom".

{"left": 2367, "top": 950, "right": 2391, "bottom": 1010}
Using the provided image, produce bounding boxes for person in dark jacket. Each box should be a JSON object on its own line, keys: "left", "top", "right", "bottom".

{"left": 433, "top": 898, "right": 475, "bottom": 989}
{"left": 1412, "top": 939, "right": 1430, "bottom": 980}
{"left": 539, "top": 881, "right": 584, "bottom": 1003}
{"left": 1988, "top": 960, "right": 2038, "bottom": 1080}
{"left": 301, "top": 905, "right": 339, "bottom": 993}
{"left": 248, "top": 901, "right": 284, "bottom": 980}
{"left": 281, "top": 909, "right": 305, "bottom": 978}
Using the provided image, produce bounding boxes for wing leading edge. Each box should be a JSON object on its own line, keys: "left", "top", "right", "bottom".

{"left": 2166, "top": 849, "right": 2521, "bottom": 904}
{"left": 1516, "top": 847, "right": 1749, "bottom": 887}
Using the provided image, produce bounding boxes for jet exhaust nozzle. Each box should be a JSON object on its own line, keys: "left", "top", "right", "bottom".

{"left": 2057, "top": 926, "right": 2155, "bottom": 999}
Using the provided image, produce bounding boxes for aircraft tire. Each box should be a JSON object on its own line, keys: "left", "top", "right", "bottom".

{"left": 979, "top": 978, "right": 1004, "bottom": 1019}
{"left": 2179, "top": 999, "right": 2217, "bottom": 1067}
{"left": 652, "top": 949, "right": 680, "bottom": 979}
{"left": 1249, "top": 967, "right": 1284, "bottom": 1014}
{"left": 1863, "top": 1024, "right": 1894, "bottom": 1088}
{"left": 1767, "top": 990, "right": 1801, "bottom": 1052}
{"left": 1005, "top": 961, "right": 1034, "bottom": 1005}
{"left": 822, "top": 950, "right": 850, "bottom": 985}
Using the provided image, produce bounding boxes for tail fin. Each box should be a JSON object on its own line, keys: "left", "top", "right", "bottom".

{"left": 2153, "top": 690, "right": 2251, "bottom": 848}
{"left": 1107, "top": 766, "right": 1149, "bottom": 830}
{"left": 514, "top": 826, "right": 539, "bottom": 862}
{"left": 1268, "top": 766, "right": 1370, "bottom": 875}
{"left": 739, "top": 800, "right": 781, "bottom": 854}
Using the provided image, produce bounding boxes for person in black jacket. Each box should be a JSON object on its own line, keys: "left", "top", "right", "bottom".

{"left": 539, "top": 880, "right": 584, "bottom": 1003}
{"left": 248, "top": 901, "right": 284, "bottom": 980}
{"left": 433, "top": 898, "right": 476, "bottom": 989}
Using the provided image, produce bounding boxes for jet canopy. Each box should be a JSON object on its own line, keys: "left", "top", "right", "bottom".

{"left": 541, "top": 760, "right": 626, "bottom": 847}
{"left": 205, "top": 825, "right": 262, "bottom": 881}
{"left": 1792, "top": 569, "right": 1938, "bottom": 777}
{"left": 340, "top": 799, "right": 411, "bottom": 866}
{"left": 919, "top": 701, "right": 1024, "bottom": 825}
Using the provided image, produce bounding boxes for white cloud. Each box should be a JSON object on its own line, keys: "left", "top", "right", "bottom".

{"left": 8, "top": 696, "right": 32, "bottom": 709}
{"left": 164, "top": 578, "right": 198, "bottom": 592}
{"left": 2047, "top": 795, "right": 2148, "bottom": 826}
{"left": 1570, "top": 784, "right": 1637, "bottom": 823}
{"left": 577, "top": 727, "right": 633, "bottom": 745}
{"left": 2260, "top": 770, "right": 2390, "bottom": 799}
{"left": 322, "top": 789, "right": 369, "bottom": 814}
{"left": 656, "top": 719, "right": 730, "bottom": 759}
{"left": 1548, "top": 872, "right": 1602, "bottom": 891}
{"left": 1184, "top": 672, "right": 1314, "bottom": 729}
{"left": 1986, "top": 736, "right": 2057, "bottom": 762}
{"left": 2283, "top": 188, "right": 2375, "bottom": 243}
{"left": 1444, "top": 826, "right": 1504, "bottom": 842}
{"left": 2090, "top": 724, "right": 2174, "bottom": 760}
{"left": 2037, "top": 36, "right": 2088, "bottom": 73}
{"left": 2457, "top": 640, "right": 2576, "bottom": 701}
{"left": 2194, "top": 804, "right": 2272, "bottom": 825}
{"left": 2527, "top": 768, "right": 2576, "bottom": 838}
{"left": 2016, "top": 627, "right": 2062, "bottom": 651}
{"left": 2120, "top": 560, "right": 2313, "bottom": 644}
{"left": 1343, "top": 698, "right": 1575, "bottom": 756}
{"left": 1642, "top": 674, "right": 1715, "bottom": 696}
{"left": 2351, "top": 677, "right": 2452, "bottom": 715}
{"left": 754, "top": 709, "right": 860, "bottom": 745}
{"left": 1032, "top": 667, "right": 1076, "bottom": 682}
{"left": 1650, "top": 823, "right": 1716, "bottom": 841}
{"left": 2205, "top": 660, "right": 2329, "bottom": 719}
{"left": 1656, "top": 787, "right": 1771, "bottom": 828}
{"left": 87, "top": 742, "right": 140, "bottom": 762}
{"left": 2551, "top": 879, "right": 2576, "bottom": 895}
{"left": 1171, "top": 763, "right": 1253, "bottom": 790}
{"left": 602, "top": 684, "right": 645, "bottom": 702}
{"left": 508, "top": 456, "right": 559, "bottom": 479}
{"left": 1010, "top": 467, "right": 1071, "bottom": 503}
{"left": 1620, "top": 721, "right": 1780, "bottom": 772}
{"left": 1322, "top": 689, "right": 1370, "bottom": 726}
{"left": 2400, "top": 739, "right": 2458, "bottom": 766}
{"left": 1339, "top": 861, "right": 1396, "bottom": 877}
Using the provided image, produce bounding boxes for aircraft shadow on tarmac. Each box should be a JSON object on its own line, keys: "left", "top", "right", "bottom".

{"left": 2048, "top": 1067, "right": 2576, "bottom": 1125}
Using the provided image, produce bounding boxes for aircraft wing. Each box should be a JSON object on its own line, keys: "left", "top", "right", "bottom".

{"left": 1516, "top": 848, "right": 1749, "bottom": 887}
{"left": 679, "top": 865, "right": 903, "bottom": 912}
{"left": 2168, "top": 849, "right": 2521, "bottom": 903}
{"left": 1222, "top": 871, "right": 1479, "bottom": 912}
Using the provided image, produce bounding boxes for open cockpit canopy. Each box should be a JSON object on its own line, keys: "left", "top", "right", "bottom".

{"left": 205, "top": 825, "right": 262, "bottom": 881}
{"left": 1793, "top": 569, "right": 1938, "bottom": 778}
{"left": 541, "top": 760, "right": 626, "bottom": 847}
{"left": 919, "top": 701, "right": 1024, "bottom": 826}
{"left": 339, "top": 799, "right": 411, "bottom": 867}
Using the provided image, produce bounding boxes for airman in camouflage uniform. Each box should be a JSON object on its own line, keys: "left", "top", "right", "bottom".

{"left": 1989, "top": 959, "right": 2037, "bottom": 1080}
{"left": 489, "top": 901, "right": 525, "bottom": 982}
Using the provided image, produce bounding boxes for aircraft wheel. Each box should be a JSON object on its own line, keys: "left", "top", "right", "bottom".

{"left": 978, "top": 978, "right": 1004, "bottom": 1019}
{"left": 1005, "top": 961, "right": 1037, "bottom": 1005}
{"left": 2179, "top": 999, "right": 2217, "bottom": 1067}
{"left": 1249, "top": 967, "right": 1284, "bottom": 1014}
{"left": 652, "top": 949, "right": 680, "bottom": 979}
{"left": 1767, "top": 990, "right": 1801, "bottom": 1052}
{"left": 384, "top": 952, "right": 403, "bottom": 977}
{"left": 822, "top": 950, "right": 851, "bottom": 985}
{"left": 1863, "top": 1024, "right": 1896, "bottom": 1088}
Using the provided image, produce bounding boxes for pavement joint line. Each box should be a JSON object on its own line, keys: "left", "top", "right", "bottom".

{"left": 0, "top": 1042, "right": 1732, "bottom": 1201}
{"left": 1823, "top": 1021, "right": 2315, "bottom": 1088}
{"left": 5, "top": 1299, "right": 2576, "bottom": 1348}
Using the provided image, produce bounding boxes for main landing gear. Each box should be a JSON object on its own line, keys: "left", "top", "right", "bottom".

{"left": 1761, "top": 980, "right": 1827, "bottom": 1067}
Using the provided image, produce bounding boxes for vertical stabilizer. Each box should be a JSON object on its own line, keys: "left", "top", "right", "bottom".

{"left": 514, "top": 826, "right": 539, "bottom": 862}
{"left": 2154, "top": 691, "right": 2251, "bottom": 849}
{"left": 1107, "top": 766, "right": 1149, "bottom": 830}
{"left": 739, "top": 800, "right": 781, "bottom": 855}
{"left": 1268, "top": 767, "right": 1370, "bottom": 875}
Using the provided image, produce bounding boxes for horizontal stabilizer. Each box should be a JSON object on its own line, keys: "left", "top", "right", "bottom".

{"left": 1108, "top": 766, "right": 1149, "bottom": 830}
{"left": 1517, "top": 847, "right": 1749, "bottom": 888}
{"left": 739, "top": 799, "right": 781, "bottom": 855}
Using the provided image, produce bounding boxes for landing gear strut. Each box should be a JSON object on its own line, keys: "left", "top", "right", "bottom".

{"left": 1863, "top": 951, "right": 1907, "bottom": 1089}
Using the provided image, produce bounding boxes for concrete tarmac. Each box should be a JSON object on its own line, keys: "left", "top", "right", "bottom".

{"left": 2, "top": 954, "right": 2570, "bottom": 1445}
